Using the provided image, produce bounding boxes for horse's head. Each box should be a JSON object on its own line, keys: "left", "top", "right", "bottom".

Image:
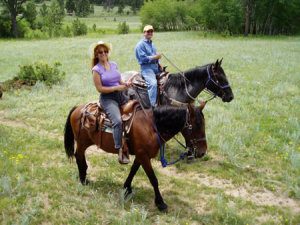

{"left": 181, "top": 103, "right": 207, "bottom": 158}
{"left": 206, "top": 59, "right": 234, "bottom": 102}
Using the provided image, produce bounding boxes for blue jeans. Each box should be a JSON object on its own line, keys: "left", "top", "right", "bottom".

{"left": 141, "top": 64, "right": 160, "bottom": 106}
{"left": 100, "top": 92, "right": 127, "bottom": 149}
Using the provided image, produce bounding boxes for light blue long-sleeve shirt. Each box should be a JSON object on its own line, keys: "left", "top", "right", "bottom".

{"left": 135, "top": 38, "right": 159, "bottom": 66}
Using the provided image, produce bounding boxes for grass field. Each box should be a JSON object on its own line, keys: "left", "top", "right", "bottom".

{"left": 64, "top": 6, "right": 142, "bottom": 33}
{"left": 0, "top": 32, "right": 300, "bottom": 224}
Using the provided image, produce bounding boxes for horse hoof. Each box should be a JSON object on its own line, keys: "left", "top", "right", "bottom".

{"left": 121, "top": 187, "right": 135, "bottom": 202}
{"left": 156, "top": 201, "right": 168, "bottom": 212}
{"left": 81, "top": 179, "right": 90, "bottom": 185}
{"left": 186, "top": 156, "right": 195, "bottom": 164}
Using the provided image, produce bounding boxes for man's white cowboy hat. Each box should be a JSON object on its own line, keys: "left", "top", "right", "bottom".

{"left": 88, "top": 41, "right": 112, "bottom": 58}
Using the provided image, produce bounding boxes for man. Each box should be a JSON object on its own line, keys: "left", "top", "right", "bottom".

{"left": 135, "top": 25, "right": 162, "bottom": 107}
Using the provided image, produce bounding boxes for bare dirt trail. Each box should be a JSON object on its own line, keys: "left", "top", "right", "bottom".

{"left": 155, "top": 164, "right": 300, "bottom": 214}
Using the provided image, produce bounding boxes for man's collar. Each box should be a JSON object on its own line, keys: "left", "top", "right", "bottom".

{"left": 143, "top": 38, "right": 152, "bottom": 43}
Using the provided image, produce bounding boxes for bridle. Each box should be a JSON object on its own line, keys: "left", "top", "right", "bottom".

{"left": 163, "top": 64, "right": 231, "bottom": 106}
{"left": 204, "top": 64, "right": 231, "bottom": 100}
{"left": 162, "top": 53, "right": 230, "bottom": 104}
{"left": 181, "top": 107, "right": 206, "bottom": 157}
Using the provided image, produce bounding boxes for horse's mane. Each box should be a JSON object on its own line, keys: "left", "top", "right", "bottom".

{"left": 164, "top": 64, "right": 210, "bottom": 90}
{"left": 153, "top": 105, "right": 187, "bottom": 135}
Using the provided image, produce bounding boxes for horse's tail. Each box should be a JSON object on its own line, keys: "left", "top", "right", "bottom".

{"left": 64, "top": 106, "right": 77, "bottom": 159}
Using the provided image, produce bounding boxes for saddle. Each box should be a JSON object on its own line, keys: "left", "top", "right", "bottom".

{"left": 130, "top": 71, "right": 170, "bottom": 95}
{"left": 80, "top": 100, "right": 139, "bottom": 148}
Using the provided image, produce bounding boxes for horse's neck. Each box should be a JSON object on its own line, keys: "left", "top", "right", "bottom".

{"left": 153, "top": 107, "right": 186, "bottom": 141}
{"left": 163, "top": 67, "right": 208, "bottom": 103}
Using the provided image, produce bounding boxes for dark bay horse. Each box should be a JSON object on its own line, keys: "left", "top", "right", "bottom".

{"left": 64, "top": 104, "right": 207, "bottom": 211}
{"left": 123, "top": 59, "right": 234, "bottom": 158}
{"left": 124, "top": 59, "right": 234, "bottom": 106}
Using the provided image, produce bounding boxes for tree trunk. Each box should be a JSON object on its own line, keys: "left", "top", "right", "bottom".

{"left": 11, "top": 12, "right": 18, "bottom": 38}
{"left": 244, "top": 1, "right": 250, "bottom": 36}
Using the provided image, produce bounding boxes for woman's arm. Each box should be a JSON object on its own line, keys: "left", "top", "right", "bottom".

{"left": 93, "top": 71, "right": 127, "bottom": 93}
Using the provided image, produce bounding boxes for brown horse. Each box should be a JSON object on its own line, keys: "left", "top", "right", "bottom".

{"left": 64, "top": 103, "right": 207, "bottom": 211}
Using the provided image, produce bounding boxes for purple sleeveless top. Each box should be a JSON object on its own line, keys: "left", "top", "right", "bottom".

{"left": 92, "top": 61, "right": 121, "bottom": 87}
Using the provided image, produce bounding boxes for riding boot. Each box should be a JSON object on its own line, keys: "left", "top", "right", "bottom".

{"left": 118, "top": 148, "right": 130, "bottom": 164}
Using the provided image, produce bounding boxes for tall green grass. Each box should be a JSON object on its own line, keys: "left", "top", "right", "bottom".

{"left": 0, "top": 32, "right": 299, "bottom": 224}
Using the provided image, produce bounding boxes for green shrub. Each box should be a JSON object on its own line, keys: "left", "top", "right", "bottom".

{"left": 24, "top": 29, "right": 49, "bottom": 39}
{"left": 17, "top": 20, "right": 31, "bottom": 38}
{"left": 62, "top": 25, "right": 73, "bottom": 37}
{"left": 72, "top": 18, "right": 87, "bottom": 36}
{"left": 117, "top": 21, "right": 129, "bottom": 34}
{"left": 0, "top": 8, "right": 11, "bottom": 38}
{"left": 17, "top": 61, "right": 65, "bottom": 86}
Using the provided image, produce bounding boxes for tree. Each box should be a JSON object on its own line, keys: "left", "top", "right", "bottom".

{"left": 75, "top": 0, "right": 90, "bottom": 17}
{"left": 128, "top": 0, "right": 143, "bottom": 14}
{"left": 65, "top": 0, "right": 75, "bottom": 13}
{"left": 117, "top": 0, "right": 124, "bottom": 14}
{"left": 23, "top": 1, "right": 37, "bottom": 29}
{"left": 0, "top": 0, "right": 27, "bottom": 37}
{"left": 57, "top": 0, "right": 65, "bottom": 15}
{"left": 39, "top": 2, "right": 48, "bottom": 17}
{"left": 44, "top": 0, "right": 65, "bottom": 37}
{"left": 0, "top": 7, "right": 12, "bottom": 37}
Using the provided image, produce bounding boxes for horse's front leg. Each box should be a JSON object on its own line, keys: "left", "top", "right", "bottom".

{"left": 123, "top": 159, "right": 140, "bottom": 199}
{"left": 140, "top": 155, "right": 168, "bottom": 212}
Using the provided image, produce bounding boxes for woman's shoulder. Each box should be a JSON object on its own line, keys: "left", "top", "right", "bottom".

{"left": 92, "top": 64, "right": 103, "bottom": 74}
{"left": 109, "top": 61, "right": 118, "bottom": 69}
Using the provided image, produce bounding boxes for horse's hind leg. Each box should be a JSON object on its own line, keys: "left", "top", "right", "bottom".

{"left": 75, "top": 145, "right": 89, "bottom": 185}
{"left": 123, "top": 159, "right": 140, "bottom": 196}
{"left": 140, "top": 156, "right": 168, "bottom": 212}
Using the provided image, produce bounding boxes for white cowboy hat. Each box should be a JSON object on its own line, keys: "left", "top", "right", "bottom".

{"left": 88, "top": 41, "right": 112, "bottom": 59}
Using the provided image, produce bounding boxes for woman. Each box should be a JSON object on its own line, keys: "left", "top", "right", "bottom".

{"left": 91, "top": 41, "right": 130, "bottom": 164}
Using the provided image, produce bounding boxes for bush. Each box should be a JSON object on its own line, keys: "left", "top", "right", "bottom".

{"left": 24, "top": 29, "right": 49, "bottom": 39}
{"left": 17, "top": 61, "right": 65, "bottom": 86}
{"left": 117, "top": 21, "right": 129, "bottom": 34}
{"left": 62, "top": 25, "right": 73, "bottom": 37}
{"left": 16, "top": 20, "right": 31, "bottom": 38}
{"left": 0, "top": 8, "right": 11, "bottom": 38}
{"left": 72, "top": 18, "right": 87, "bottom": 36}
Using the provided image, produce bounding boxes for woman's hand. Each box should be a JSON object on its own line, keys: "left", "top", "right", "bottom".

{"left": 125, "top": 81, "right": 132, "bottom": 87}
{"left": 115, "top": 84, "right": 127, "bottom": 91}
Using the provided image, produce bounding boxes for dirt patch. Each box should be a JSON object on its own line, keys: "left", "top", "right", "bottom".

{"left": 0, "top": 110, "right": 62, "bottom": 141}
{"left": 157, "top": 165, "right": 300, "bottom": 214}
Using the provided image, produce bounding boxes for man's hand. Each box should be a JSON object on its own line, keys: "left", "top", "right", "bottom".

{"left": 153, "top": 53, "right": 162, "bottom": 60}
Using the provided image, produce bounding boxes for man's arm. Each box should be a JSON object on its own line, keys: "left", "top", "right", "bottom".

{"left": 135, "top": 42, "right": 161, "bottom": 64}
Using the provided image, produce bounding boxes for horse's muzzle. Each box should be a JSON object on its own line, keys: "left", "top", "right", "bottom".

{"left": 222, "top": 92, "right": 234, "bottom": 102}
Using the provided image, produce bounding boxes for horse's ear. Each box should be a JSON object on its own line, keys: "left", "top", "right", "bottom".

{"left": 220, "top": 58, "right": 223, "bottom": 65}
{"left": 215, "top": 59, "right": 219, "bottom": 68}
{"left": 199, "top": 101, "right": 206, "bottom": 110}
